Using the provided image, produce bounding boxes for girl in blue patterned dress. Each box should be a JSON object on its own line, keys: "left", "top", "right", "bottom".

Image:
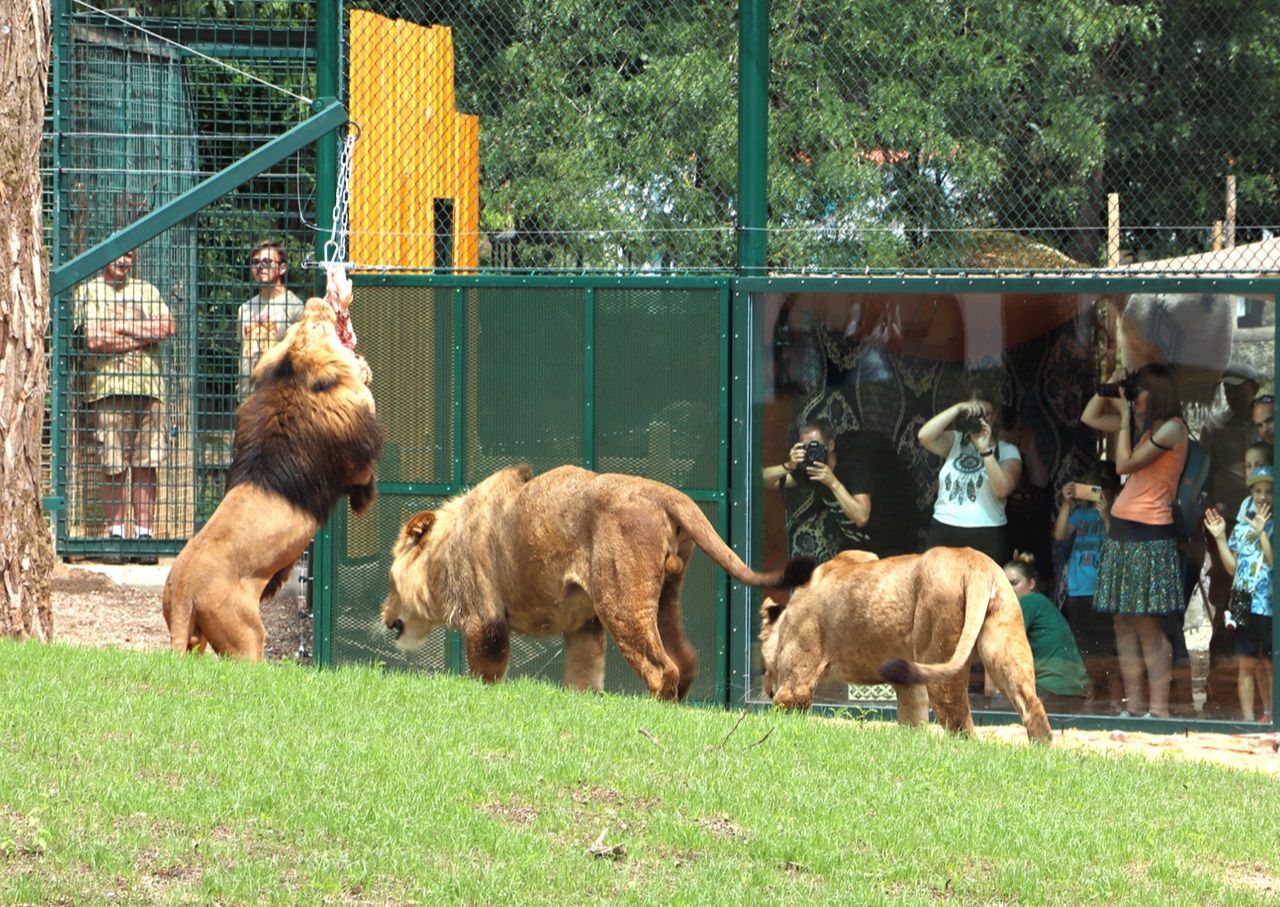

{"left": 1205, "top": 465, "right": 1273, "bottom": 723}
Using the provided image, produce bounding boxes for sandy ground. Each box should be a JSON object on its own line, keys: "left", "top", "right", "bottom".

{"left": 51, "top": 560, "right": 311, "bottom": 663}
{"left": 47, "top": 561, "right": 1280, "bottom": 775}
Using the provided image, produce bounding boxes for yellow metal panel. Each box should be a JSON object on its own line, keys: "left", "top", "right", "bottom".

{"left": 348, "top": 12, "right": 481, "bottom": 271}
{"left": 457, "top": 114, "right": 480, "bottom": 269}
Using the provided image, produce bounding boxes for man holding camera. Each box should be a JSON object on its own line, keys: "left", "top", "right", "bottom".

{"left": 763, "top": 419, "right": 915, "bottom": 563}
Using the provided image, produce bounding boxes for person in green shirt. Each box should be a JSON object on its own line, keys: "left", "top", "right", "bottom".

{"left": 1004, "top": 552, "right": 1089, "bottom": 703}
{"left": 74, "top": 249, "right": 175, "bottom": 561}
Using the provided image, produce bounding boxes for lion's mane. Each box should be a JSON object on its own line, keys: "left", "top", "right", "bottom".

{"left": 226, "top": 306, "right": 385, "bottom": 522}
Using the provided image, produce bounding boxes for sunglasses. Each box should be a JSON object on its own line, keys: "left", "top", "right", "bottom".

{"left": 251, "top": 259, "right": 282, "bottom": 268}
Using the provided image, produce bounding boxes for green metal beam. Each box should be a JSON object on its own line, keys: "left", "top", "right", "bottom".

{"left": 312, "top": 0, "right": 340, "bottom": 294}
{"left": 50, "top": 98, "right": 348, "bottom": 298}
{"left": 736, "top": 0, "right": 768, "bottom": 275}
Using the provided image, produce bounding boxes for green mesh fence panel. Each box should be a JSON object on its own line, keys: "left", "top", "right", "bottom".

{"left": 766, "top": 0, "right": 1280, "bottom": 274}
{"left": 343, "top": 1, "right": 737, "bottom": 273}
{"left": 354, "top": 286, "right": 457, "bottom": 486}
{"left": 465, "top": 287, "right": 585, "bottom": 483}
{"left": 331, "top": 493, "right": 452, "bottom": 672}
{"left": 56, "top": 25, "right": 200, "bottom": 547}
{"left": 322, "top": 279, "right": 730, "bottom": 701}
{"left": 594, "top": 287, "right": 722, "bottom": 489}
{"left": 332, "top": 1, "right": 1278, "bottom": 277}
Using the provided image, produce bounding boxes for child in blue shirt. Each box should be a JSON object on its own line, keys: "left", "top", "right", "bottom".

{"left": 1205, "top": 463, "right": 1273, "bottom": 723}
{"left": 1052, "top": 465, "right": 1119, "bottom": 710}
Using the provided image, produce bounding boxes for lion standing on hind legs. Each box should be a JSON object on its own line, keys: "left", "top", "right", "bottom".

{"left": 760, "top": 547, "right": 1052, "bottom": 743}
{"left": 380, "top": 464, "right": 816, "bottom": 701}
{"left": 163, "top": 269, "right": 383, "bottom": 659}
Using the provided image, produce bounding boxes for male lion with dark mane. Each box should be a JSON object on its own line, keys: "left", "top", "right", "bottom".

{"left": 381, "top": 464, "right": 815, "bottom": 700}
{"left": 163, "top": 298, "right": 384, "bottom": 659}
{"left": 760, "top": 547, "right": 1052, "bottom": 743}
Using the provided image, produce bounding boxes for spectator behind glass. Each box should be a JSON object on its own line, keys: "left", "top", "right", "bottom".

{"left": 74, "top": 249, "right": 175, "bottom": 563}
{"left": 1052, "top": 463, "right": 1122, "bottom": 711}
{"left": 1204, "top": 465, "right": 1274, "bottom": 723}
{"left": 1003, "top": 552, "right": 1089, "bottom": 706}
{"left": 1200, "top": 363, "right": 1264, "bottom": 717}
{"left": 239, "top": 240, "right": 304, "bottom": 396}
{"left": 762, "top": 419, "right": 871, "bottom": 563}
{"left": 1252, "top": 394, "right": 1275, "bottom": 445}
{"left": 1000, "top": 406, "right": 1054, "bottom": 587}
{"left": 1081, "top": 363, "right": 1188, "bottom": 718}
{"left": 1202, "top": 361, "right": 1260, "bottom": 528}
{"left": 917, "top": 389, "right": 1022, "bottom": 566}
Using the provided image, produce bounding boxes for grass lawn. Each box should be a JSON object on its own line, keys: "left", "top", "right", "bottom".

{"left": 1, "top": 640, "right": 1277, "bottom": 905}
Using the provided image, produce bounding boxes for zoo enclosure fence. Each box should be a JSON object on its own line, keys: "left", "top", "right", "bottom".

{"left": 40, "top": 1, "right": 1279, "bottom": 717}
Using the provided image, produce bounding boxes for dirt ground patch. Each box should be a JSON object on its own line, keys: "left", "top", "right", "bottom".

{"left": 47, "top": 561, "right": 1279, "bottom": 774}
{"left": 977, "top": 724, "right": 1280, "bottom": 775}
{"left": 51, "top": 560, "right": 311, "bottom": 663}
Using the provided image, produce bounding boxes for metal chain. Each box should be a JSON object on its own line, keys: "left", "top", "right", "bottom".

{"left": 322, "top": 125, "right": 360, "bottom": 266}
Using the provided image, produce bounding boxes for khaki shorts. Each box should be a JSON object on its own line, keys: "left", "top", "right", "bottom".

{"left": 92, "top": 395, "right": 167, "bottom": 475}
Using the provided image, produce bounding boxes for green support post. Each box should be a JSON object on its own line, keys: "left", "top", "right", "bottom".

{"left": 736, "top": 0, "right": 768, "bottom": 276}
{"left": 312, "top": 0, "right": 341, "bottom": 666}
{"left": 583, "top": 286, "right": 596, "bottom": 470}
{"left": 729, "top": 0, "right": 769, "bottom": 702}
{"left": 1274, "top": 291, "right": 1279, "bottom": 731}
{"left": 46, "top": 0, "right": 71, "bottom": 529}
{"left": 727, "top": 287, "right": 756, "bottom": 707}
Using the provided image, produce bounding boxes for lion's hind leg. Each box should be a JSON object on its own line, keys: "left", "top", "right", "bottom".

{"left": 892, "top": 683, "right": 931, "bottom": 727}
{"left": 926, "top": 676, "right": 977, "bottom": 737}
{"left": 589, "top": 526, "right": 682, "bottom": 701}
{"left": 197, "top": 585, "right": 267, "bottom": 661}
{"left": 977, "top": 612, "right": 1052, "bottom": 744}
{"left": 563, "top": 618, "right": 605, "bottom": 691}
{"left": 656, "top": 544, "right": 698, "bottom": 701}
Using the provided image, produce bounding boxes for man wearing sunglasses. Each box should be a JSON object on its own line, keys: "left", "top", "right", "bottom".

{"left": 238, "top": 240, "right": 304, "bottom": 396}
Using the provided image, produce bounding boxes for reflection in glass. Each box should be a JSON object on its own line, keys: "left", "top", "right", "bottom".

{"left": 755, "top": 290, "right": 1275, "bottom": 726}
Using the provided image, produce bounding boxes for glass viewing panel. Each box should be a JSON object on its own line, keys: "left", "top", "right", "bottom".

{"left": 753, "top": 290, "right": 1276, "bottom": 725}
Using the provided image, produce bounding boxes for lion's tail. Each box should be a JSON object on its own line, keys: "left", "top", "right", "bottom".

{"left": 878, "top": 561, "right": 996, "bottom": 685}
{"left": 660, "top": 487, "right": 815, "bottom": 588}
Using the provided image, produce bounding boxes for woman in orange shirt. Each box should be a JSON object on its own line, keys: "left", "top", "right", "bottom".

{"left": 1081, "top": 363, "right": 1188, "bottom": 718}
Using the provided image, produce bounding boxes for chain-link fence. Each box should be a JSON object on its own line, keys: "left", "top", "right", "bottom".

{"left": 45, "top": 2, "right": 321, "bottom": 554}
{"left": 334, "top": 0, "right": 1279, "bottom": 276}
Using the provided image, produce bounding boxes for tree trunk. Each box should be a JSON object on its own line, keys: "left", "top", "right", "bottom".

{"left": 0, "top": 0, "right": 55, "bottom": 641}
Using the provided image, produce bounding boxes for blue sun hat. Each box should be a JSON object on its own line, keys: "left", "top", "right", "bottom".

{"left": 1247, "top": 465, "right": 1274, "bottom": 487}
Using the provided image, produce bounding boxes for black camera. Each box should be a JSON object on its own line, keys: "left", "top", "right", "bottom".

{"left": 1099, "top": 373, "right": 1141, "bottom": 399}
{"left": 802, "top": 440, "right": 828, "bottom": 467}
{"left": 953, "top": 412, "right": 985, "bottom": 435}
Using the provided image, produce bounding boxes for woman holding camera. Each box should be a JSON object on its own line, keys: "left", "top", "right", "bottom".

{"left": 1081, "top": 363, "right": 1187, "bottom": 719}
{"left": 917, "top": 395, "right": 1023, "bottom": 565}
{"left": 763, "top": 420, "right": 871, "bottom": 563}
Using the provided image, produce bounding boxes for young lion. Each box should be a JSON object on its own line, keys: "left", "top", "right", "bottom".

{"left": 760, "top": 547, "right": 1051, "bottom": 743}
{"left": 381, "top": 464, "right": 815, "bottom": 700}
